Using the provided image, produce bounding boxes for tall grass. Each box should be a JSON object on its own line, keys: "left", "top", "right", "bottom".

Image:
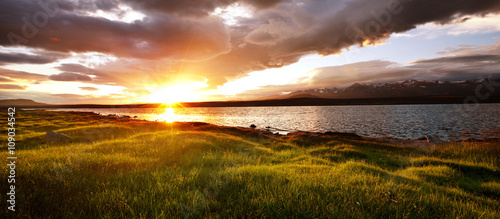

{"left": 0, "top": 110, "right": 499, "bottom": 218}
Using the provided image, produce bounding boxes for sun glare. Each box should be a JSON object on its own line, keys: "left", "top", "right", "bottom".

{"left": 158, "top": 107, "right": 176, "bottom": 123}
{"left": 146, "top": 87, "right": 185, "bottom": 104}
{"left": 144, "top": 80, "right": 208, "bottom": 104}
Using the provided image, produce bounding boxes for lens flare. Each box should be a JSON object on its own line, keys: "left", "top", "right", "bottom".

{"left": 159, "top": 107, "right": 176, "bottom": 123}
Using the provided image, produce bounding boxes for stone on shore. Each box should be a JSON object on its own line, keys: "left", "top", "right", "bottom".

{"left": 426, "top": 135, "right": 443, "bottom": 143}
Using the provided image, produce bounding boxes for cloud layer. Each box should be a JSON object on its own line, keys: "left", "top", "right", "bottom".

{"left": 1, "top": 0, "right": 500, "bottom": 102}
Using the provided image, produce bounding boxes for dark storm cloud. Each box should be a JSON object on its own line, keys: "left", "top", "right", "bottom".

{"left": 122, "top": 0, "right": 286, "bottom": 17}
{"left": 79, "top": 86, "right": 99, "bottom": 91}
{"left": 0, "top": 68, "right": 48, "bottom": 81}
{"left": 55, "top": 0, "right": 286, "bottom": 16}
{"left": 255, "top": 0, "right": 500, "bottom": 64}
{"left": 1, "top": 0, "right": 500, "bottom": 89}
{"left": 174, "top": 0, "right": 500, "bottom": 86}
{"left": 49, "top": 72, "right": 93, "bottom": 82}
{"left": 0, "top": 50, "right": 68, "bottom": 65}
{"left": 56, "top": 0, "right": 120, "bottom": 12}
{"left": 0, "top": 84, "right": 27, "bottom": 90}
{"left": 0, "top": 0, "right": 231, "bottom": 60}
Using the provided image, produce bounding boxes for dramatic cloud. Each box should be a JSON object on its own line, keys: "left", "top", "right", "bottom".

{"left": 0, "top": 50, "right": 68, "bottom": 65}
{"left": 242, "top": 0, "right": 500, "bottom": 65}
{"left": 297, "top": 51, "right": 500, "bottom": 89}
{"left": 229, "top": 38, "right": 500, "bottom": 99}
{"left": 0, "top": 0, "right": 231, "bottom": 60}
{"left": 1, "top": 0, "right": 500, "bottom": 103}
{"left": 57, "top": 63, "right": 98, "bottom": 74}
{"left": 54, "top": 63, "right": 131, "bottom": 86}
{"left": 122, "top": 0, "right": 286, "bottom": 16}
{"left": 2, "top": 0, "right": 499, "bottom": 79}
{"left": 79, "top": 86, "right": 99, "bottom": 91}
{"left": 49, "top": 72, "right": 93, "bottom": 82}
{"left": 0, "top": 68, "right": 48, "bottom": 81}
{"left": 306, "top": 60, "right": 416, "bottom": 88}
{"left": 165, "top": 0, "right": 500, "bottom": 86}
{"left": 415, "top": 55, "right": 500, "bottom": 64}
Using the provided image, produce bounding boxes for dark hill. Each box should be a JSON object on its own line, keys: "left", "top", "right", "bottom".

{"left": 0, "top": 99, "right": 49, "bottom": 107}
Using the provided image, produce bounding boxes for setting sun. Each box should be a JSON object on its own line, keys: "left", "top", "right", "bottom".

{"left": 4, "top": 0, "right": 500, "bottom": 217}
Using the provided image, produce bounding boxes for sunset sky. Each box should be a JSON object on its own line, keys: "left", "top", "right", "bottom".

{"left": 1, "top": 0, "right": 500, "bottom": 104}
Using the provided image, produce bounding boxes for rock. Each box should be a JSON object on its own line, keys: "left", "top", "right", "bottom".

{"left": 250, "top": 124, "right": 257, "bottom": 128}
{"left": 261, "top": 130, "right": 274, "bottom": 136}
{"left": 119, "top": 115, "right": 131, "bottom": 120}
{"left": 425, "top": 135, "right": 443, "bottom": 143}
{"left": 46, "top": 131, "right": 72, "bottom": 142}
{"left": 190, "top": 122, "right": 209, "bottom": 127}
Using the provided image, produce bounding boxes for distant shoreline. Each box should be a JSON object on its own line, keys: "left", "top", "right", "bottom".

{"left": 3, "top": 95, "right": 500, "bottom": 108}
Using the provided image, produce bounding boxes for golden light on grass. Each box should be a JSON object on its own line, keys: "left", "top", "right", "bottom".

{"left": 6, "top": 110, "right": 500, "bottom": 218}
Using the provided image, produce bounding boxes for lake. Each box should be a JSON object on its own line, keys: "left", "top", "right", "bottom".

{"left": 50, "top": 104, "right": 500, "bottom": 141}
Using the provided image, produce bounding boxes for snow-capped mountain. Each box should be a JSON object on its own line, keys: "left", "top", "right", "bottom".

{"left": 285, "top": 78, "right": 500, "bottom": 99}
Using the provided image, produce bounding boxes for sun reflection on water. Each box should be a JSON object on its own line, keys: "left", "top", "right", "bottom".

{"left": 159, "top": 107, "right": 176, "bottom": 123}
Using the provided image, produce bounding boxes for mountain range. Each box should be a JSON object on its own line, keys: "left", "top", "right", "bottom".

{"left": 281, "top": 78, "right": 500, "bottom": 99}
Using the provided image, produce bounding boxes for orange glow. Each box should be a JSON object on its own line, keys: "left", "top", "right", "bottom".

{"left": 144, "top": 80, "right": 208, "bottom": 104}
{"left": 158, "top": 107, "right": 176, "bottom": 123}
{"left": 362, "top": 39, "right": 370, "bottom": 47}
{"left": 361, "top": 35, "right": 388, "bottom": 47}
{"left": 50, "top": 37, "right": 61, "bottom": 42}
{"left": 361, "top": 39, "right": 386, "bottom": 47}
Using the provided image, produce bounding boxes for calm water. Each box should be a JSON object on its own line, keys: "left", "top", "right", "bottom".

{"left": 51, "top": 104, "right": 500, "bottom": 141}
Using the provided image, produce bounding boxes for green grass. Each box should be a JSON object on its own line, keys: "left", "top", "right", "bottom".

{"left": 1, "top": 110, "right": 499, "bottom": 218}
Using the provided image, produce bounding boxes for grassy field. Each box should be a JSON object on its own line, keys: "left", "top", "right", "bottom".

{"left": 1, "top": 110, "right": 499, "bottom": 218}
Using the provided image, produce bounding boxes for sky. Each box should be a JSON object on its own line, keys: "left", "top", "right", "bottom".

{"left": 1, "top": 0, "right": 500, "bottom": 104}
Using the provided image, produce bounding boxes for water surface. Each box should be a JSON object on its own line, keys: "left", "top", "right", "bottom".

{"left": 51, "top": 104, "right": 500, "bottom": 141}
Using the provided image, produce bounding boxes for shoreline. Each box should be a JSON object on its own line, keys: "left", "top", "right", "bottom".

{"left": 4, "top": 95, "right": 500, "bottom": 109}
{"left": 37, "top": 109, "right": 499, "bottom": 148}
